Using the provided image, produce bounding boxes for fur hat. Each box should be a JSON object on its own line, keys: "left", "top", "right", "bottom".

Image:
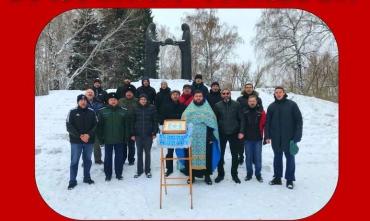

{"left": 107, "top": 92, "right": 118, "bottom": 101}
{"left": 93, "top": 78, "right": 102, "bottom": 84}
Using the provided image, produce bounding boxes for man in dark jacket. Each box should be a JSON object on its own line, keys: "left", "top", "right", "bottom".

{"left": 116, "top": 78, "right": 137, "bottom": 99}
{"left": 132, "top": 94, "right": 159, "bottom": 178}
{"left": 155, "top": 80, "right": 171, "bottom": 125}
{"left": 119, "top": 88, "right": 138, "bottom": 165}
{"left": 137, "top": 77, "right": 156, "bottom": 104}
{"left": 85, "top": 89, "right": 104, "bottom": 164}
{"left": 265, "top": 87, "right": 303, "bottom": 189}
{"left": 160, "top": 90, "right": 186, "bottom": 177}
{"left": 66, "top": 94, "right": 98, "bottom": 190}
{"left": 97, "top": 93, "right": 132, "bottom": 181}
{"left": 207, "top": 81, "right": 222, "bottom": 111}
{"left": 191, "top": 74, "right": 209, "bottom": 98}
{"left": 237, "top": 83, "right": 263, "bottom": 165}
{"left": 242, "top": 95, "right": 266, "bottom": 183}
{"left": 179, "top": 84, "right": 193, "bottom": 107}
{"left": 214, "top": 88, "right": 245, "bottom": 184}
{"left": 92, "top": 78, "right": 108, "bottom": 104}
{"left": 237, "top": 83, "right": 263, "bottom": 110}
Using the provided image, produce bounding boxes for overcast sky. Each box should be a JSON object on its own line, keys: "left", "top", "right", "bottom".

{"left": 152, "top": 9, "right": 262, "bottom": 70}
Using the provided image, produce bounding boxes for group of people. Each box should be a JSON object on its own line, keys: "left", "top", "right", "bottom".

{"left": 66, "top": 74, "right": 303, "bottom": 191}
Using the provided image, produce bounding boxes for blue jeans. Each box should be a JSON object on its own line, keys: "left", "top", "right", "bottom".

{"left": 104, "top": 144, "right": 124, "bottom": 178}
{"left": 244, "top": 141, "right": 262, "bottom": 177}
{"left": 69, "top": 143, "right": 93, "bottom": 184}
{"left": 273, "top": 148, "right": 295, "bottom": 181}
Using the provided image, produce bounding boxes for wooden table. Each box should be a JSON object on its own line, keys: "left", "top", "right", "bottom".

{"left": 159, "top": 146, "right": 193, "bottom": 209}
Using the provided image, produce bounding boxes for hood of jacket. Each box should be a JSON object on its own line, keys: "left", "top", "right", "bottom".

{"left": 159, "top": 87, "right": 171, "bottom": 94}
{"left": 141, "top": 77, "right": 150, "bottom": 86}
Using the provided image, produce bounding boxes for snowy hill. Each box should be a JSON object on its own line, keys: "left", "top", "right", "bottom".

{"left": 35, "top": 79, "right": 338, "bottom": 219}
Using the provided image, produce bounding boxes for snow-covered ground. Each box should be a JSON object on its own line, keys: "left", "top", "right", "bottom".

{"left": 35, "top": 79, "right": 338, "bottom": 219}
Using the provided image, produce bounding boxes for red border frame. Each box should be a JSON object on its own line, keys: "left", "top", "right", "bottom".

{"left": 1, "top": 0, "right": 369, "bottom": 220}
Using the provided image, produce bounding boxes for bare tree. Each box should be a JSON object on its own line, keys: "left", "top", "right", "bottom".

{"left": 223, "top": 63, "right": 239, "bottom": 90}
{"left": 183, "top": 9, "right": 243, "bottom": 83}
{"left": 304, "top": 52, "right": 338, "bottom": 101}
{"left": 237, "top": 61, "right": 252, "bottom": 89}
{"left": 35, "top": 9, "right": 151, "bottom": 93}
{"left": 35, "top": 32, "right": 50, "bottom": 95}
{"left": 35, "top": 9, "right": 96, "bottom": 95}
{"left": 157, "top": 25, "right": 181, "bottom": 79}
{"left": 65, "top": 10, "right": 138, "bottom": 89}
{"left": 221, "top": 61, "right": 252, "bottom": 90}
{"left": 253, "top": 63, "right": 273, "bottom": 88}
{"left": 253, "top": 9, "right": 333, "bottom": 92}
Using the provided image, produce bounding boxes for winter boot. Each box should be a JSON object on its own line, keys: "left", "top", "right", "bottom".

{"left": 245, "top": 176, "right": 252, "bottom": 181}
{"left": 256, "top": 176, "right": 264, "bottom": 183}
{"left": 95, "top": 160, "right": 104, "bottom": 165}
{"left": 165, "top": 170, "right": 173, "bottom": 177}
{"left": 205, "top": 175, "right": 212, "bottom": 185}
{"left": 134, "top": 172, "right": 143, "bottom": 178}
{"left": 269, "top": 177, "right": 282, "bottom": 185}
{"left": 232, "top": 175, "right": 241, "bottom": 184}
{"left": 67, "top": 182, "right": 77, "bottom": 190}
{"left": 83, "top": 178, "right": 95, "bottom": 185}
{"left": 215, "top": 175, "right": 224, "bottom": 183}
{"left": 286, "top": 180, "right": 294, "bottom": 189}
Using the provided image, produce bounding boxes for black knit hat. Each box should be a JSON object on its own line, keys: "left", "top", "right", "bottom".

{"left": 194, "top": 74, "right": 203, "bottom": 80}
{"left": 125, "top": 87, "right": 135, "bottom": 95}
{"left": 139, "top": 93, "right": 148, "bottom": 99}
{"left": 77, "top": 94, "right": 87, "bottom": 103}
{"left": 211, "top": 81, "right": 220, "bottom": 87}
{"left": 107, "top": 92, "right": 118, "bottom": 101}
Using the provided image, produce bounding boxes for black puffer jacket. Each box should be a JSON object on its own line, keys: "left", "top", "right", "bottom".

{"left": 191, "top": 82, "right": 209, "bottom": 97}
{"left": 242, "top": 106, "right": 266, "bottom": 141}
{"left": 237, "top": 90, "right": 263, "bottom": 110}
{"left": 207, "top": 89, "right": 222, "bottom": 111}
{"left": 214, "top": 99, "right": 245, "bottom": 135}
{"left": 66, "top": 107, "right": 98, "bottom": 144}
{"left": 159, "top": 99, "right": 186, "bottom": 124}
{"left": 92, "top": 87, "right": 108, "bottom": 104}
{"left": 155, "top": 87, "right": 171, "bottom": 121}
{"left": 137, "top": 79, "right": 156, "bottom": 104}
{"left": 265, "top": 95, "right": 303, "bottom": 151}
{"left": 133, "top": 103, "right": 159, "bottom": 137}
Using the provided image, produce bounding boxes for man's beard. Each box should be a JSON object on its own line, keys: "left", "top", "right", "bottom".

{"left": 193, "top": 99, "right": 205, "bottom": 106}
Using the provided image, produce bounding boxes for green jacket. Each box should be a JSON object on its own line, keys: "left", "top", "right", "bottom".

{"left": 97, "top": 105, "right": 132, "bottom": 144}
{"left": 119, "top": 97, "right": 138, "bottom": 113}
